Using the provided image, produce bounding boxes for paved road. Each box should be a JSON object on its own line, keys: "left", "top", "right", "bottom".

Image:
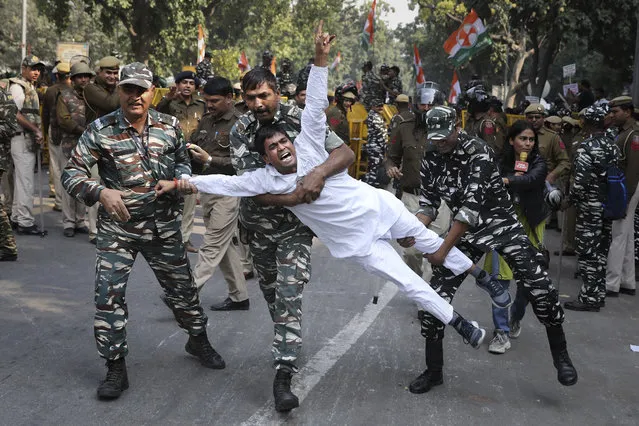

{"left": 1, "top": 179, "right": 638, "bottom": 425}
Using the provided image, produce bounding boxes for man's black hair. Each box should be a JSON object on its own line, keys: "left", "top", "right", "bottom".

{"left": 295, "top": 84, "right": 306, "bottom": 96}
{"left": 203, "top": 76, "right": 233, "bottom": 97}
{"left": 390, "top": 65, "right": 400, "bottom": 75}
{"left": 242, "top": 67, "right": 278, "bottom": 93}
{"left": 254, "top": 124, "right": 289, "bottom": 156}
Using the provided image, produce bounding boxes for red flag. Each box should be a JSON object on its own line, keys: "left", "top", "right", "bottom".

{"left": 449, "top": 71, "right": 461, "bottom": 104}
{"left": 413, "top": 45, "right": 425, "bottom": 85}
{"left": 330, "top": 52, "right": 341, "bottom": 70}
{"left": 238, "top": 51, "right": 251, "bottom": 72}
{"left": 361, "top": 0, "right": 377, "bottom": 49}
{"left": 443, "top": 9, "right": 492, "bottom": 67}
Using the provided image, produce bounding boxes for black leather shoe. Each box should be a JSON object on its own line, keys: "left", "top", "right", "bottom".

{"left": 619, "top": 288, "right": 636, "bottom": 296}
{"left": 75, "top": 226, "right": 90, "bottom": 234}
{"left": 210, "top": 297, "right": 250, "bottom": 311}
{"left": 16, "top": 224, "right": 42, "bottom": 235}
{"left": 63, "top": 228, "right": 75, "bottom": 237}
{"left": 564, "top": 300, "right": 600, "bottom": 312}
{"left": 605, "top": 290, "right": 619, "bottom": 297}
{"left": 408, "top": 370, "right": 443, "bottom": 394}
{"left": 0, "top": 253, "right": 17, "bottom": 261}
{"left": 553, "top": 349, "right": 578, "bottom": 386}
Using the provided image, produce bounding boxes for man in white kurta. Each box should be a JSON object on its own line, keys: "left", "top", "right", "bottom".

{"left": 158, "top": 46, "right": 508, "bottom": 346}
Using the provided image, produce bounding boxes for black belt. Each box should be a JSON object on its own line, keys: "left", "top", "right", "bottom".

{"left": 403, "top": 187, "right": 420, "bottom": 196}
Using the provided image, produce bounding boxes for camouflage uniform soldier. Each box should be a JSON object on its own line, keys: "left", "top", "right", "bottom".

{"left": 276, "top": 58, "right": 295, "bottom": 92}
{"left": 195, "top": 52, "right": 214, "bottom": 84}
{"left": 0, "top": 84, "right": 18, "bottom": 260}
{"left": 403, "top": 106, "right": 577, "bottom": 394}
{"left": 56, "top": 62, "right": 94, "bottom": 237}
{"left": 61, "top": 63, "right": 225, "bottom": 401}
{"left": 230, "top": 66, "right": 354, "bottom": 412}
{"left": 360, "top": 61, "right": 383, "bottom": 109}
{"left": 384, "top": 66, "right": 402, "bottom": 104}
{"left": 564, "top": 105, "right": 620, "bottom": 312}
{"left": 361, "top": 100, "right": 388, "bottom": 188}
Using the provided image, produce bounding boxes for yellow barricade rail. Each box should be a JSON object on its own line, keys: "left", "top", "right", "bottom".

{"left": 152, "top": 88, "right": 170, "bottom": 107}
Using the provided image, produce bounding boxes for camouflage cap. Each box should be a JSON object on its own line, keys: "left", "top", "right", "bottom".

{"left": 22, "top": 55, "right": 44, "bottom": 68}
{"left": 583, "top": 104, "right": 609, "bottom": 124}
{"left": 546, "top": 115, "right": 562, "bottom": 124}
{"left": 609, "top": 95, "right": 633, "bottom": 108}
{"left": 396, "top": 94, "right": 410, "bottom": 103}
{"left": 426, "top": 105, "right": 457, "bottom": 140}
{"left": 118, "top": 62, "right": 153, "bottom": 89}
{"left": 524, "top": 103, "right": 546, "bottom": 115}
{"left": 98, "top": 56, "right": 121, "bottom": 69}
{"left": 70, "top": 62, "right": 95, "bottom": 78}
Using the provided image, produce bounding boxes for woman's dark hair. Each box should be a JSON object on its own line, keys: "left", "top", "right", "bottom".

{"left": 254, "top": 124, "right": 289, "bottom": 156}
{"left": 501, "top": 119, "right": 539, "bottom": 169}
{"left": 242, "top": 67, "right": 278, "bottom": 93}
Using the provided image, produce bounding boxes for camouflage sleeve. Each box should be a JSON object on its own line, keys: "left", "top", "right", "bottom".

{"left": 230, "top": 121, "right": 263, "bottom": 175}
{"left": 571, "top": 145, "right": 591, "bottom": 204}
{"left": 173, "top": 125, "right": 191, "bottom": 178}
{"left": 456, "top": 150, "right": 493, "bottom": 227}
{"left": 0, "top": 92, "right": 18, "bottom": 140}
{"left": 61, "top": 128, "right": 106, "bottom": 206}
{"left": 56, "top": 94, "right": 82, "bottom": 134}
{"left": 551, "top": 134, "right": 570, "bottom": 178}
{"left": 417, "top": 157, "right": 441, "bottom": 220}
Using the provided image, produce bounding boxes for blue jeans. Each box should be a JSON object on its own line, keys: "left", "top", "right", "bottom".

{"left": 492, "top": 280, "right": 529, "bottom": 334}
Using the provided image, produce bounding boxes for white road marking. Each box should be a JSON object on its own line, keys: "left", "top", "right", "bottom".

{"left": 242, "top": 281, "right": 398, "bottom": 425}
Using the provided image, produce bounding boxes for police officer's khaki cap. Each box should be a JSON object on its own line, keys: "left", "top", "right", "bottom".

{"left": 327, "top": 89, "right": 335, "bottom": 97}
{"left": 98, "top": 56, "right": 121, "bottom": 69}
{"left": 524, "top": 103, "right": 546, "bottom": 115}
{"left": 55, "top": 62, "right": 70, "bottom": 74}
{"left": 562, "top": 116, "right": 580, "bottom": 127}
{"left": 546, "top": 115, "right": 562, "bottom": 124}
{"left": 232, "top": 82, "right": 241, "bottom": 90}
{"left": 396, "top": 94, "right": 410, "bottom": 103}
{"left": 609, "top": 96, "right": 633, "bottom": 108}
{"left": 342, "top": 91, "right": 357, "bottom": 100}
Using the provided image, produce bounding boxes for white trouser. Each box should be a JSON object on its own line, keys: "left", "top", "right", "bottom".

{"left": 350, "top": 208, "right": 472, "bottom": 324}
{"left": 606, "top": 182, "right": 639, "bottom": 291}
{"left": 181, "top": 192, "right": 197, "bottom": 243}
{"left": 10, "top": 134, "right": 35, "bottom": 227}
{"left": 401, "top": 192, "right": 451, "bottom": 280}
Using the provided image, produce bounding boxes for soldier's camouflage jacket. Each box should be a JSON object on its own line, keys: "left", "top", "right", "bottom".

{"left": 0, "top": 88, "right": 18, "bottom": 172}
{"left": 571, "top": 133, "right": 620, "bottom": 205}
{"left": 361, "top": 70, "right": 384, "bottom": 109}
{"left": 418, "top": 131, "right": 518, "bottom": 235}
{"left": 230, "top": 102, "right": 343, "bottom": 234}
{"left": 62, "top": 108, "right": 189, "bottom": 240}
{"left": 57, "top": 86, "right": 87, "bottom": 158}
{"left": 196, "top": 59, "right": 214, "bottom": 82}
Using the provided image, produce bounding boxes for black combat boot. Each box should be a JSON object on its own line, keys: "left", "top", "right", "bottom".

{"left": 185, "top": 332, "right": 226, "bottom": 369}
{"left": 97, "top": 358, "right": 129, "bottom": 400}
{"left": 409, "top": 340, "right": 444, "bottom": 394}
{"left": 273, "top": 368, "right": 299, "bottom": 412}
{"left": 546, "top": 325, "right": 578, "bottom": 386}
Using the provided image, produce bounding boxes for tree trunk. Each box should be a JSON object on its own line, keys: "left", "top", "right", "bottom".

{"left": 506, "top": 33, "right": 532, "bottom": 108}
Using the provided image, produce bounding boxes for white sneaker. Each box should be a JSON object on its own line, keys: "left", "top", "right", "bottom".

{"left": 488, "top": 330, "right": 511, "bottom": 354}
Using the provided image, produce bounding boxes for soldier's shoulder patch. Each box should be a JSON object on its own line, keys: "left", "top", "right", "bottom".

{"left": 329, "top": 117, "right": 341, "bottom": 127}
{"left": 93, "top": 111, "right": 118, "bottom": 131}
{"left": 154, "top": 110, "right": 180, "bottom": 128}
{"left": 631, "top": 134, "right": 639, "bottom": 152}
{"left": 559, "top": 140, "right": 566, "bottom": 149}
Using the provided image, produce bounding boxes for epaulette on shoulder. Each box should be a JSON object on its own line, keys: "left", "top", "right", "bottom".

{"left": 460, "top": 133, "right": 487, "bottom": 155}
{"left": 154, "top": 110, "right": 180, "bottom": 127}
{"left": 92, "top": 111, "right": 118, "bottom": 131}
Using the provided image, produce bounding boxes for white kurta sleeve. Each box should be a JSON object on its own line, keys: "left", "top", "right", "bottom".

{"left": 188, "top": 169, "right": 275, "bottom": 197}
{"left": 295, "top": 65, "right": 330, "bottom": 176}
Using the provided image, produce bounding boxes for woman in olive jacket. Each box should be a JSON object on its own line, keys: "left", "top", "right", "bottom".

{"left": 484, "top": 119, "right": 548, "bottom": 354}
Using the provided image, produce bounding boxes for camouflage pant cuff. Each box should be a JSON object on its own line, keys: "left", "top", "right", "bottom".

{"left": 274, "top": 362, "right": 298, "bottom": 374}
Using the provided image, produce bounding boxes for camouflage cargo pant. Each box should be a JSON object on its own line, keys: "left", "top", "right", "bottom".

{"left": 94, "top": 222, "right": 207, "bottom": 360}
{"left": 420, "top": 227, "right": 564, "bottom": 341}
{"left": 248, "top": 215, "right": 313, "bottom": 372}
{"left": 576, "top": 202, "right": 612, "bottom": 304}
{"left": 360, "top": 145, "right": 386, "bottom": 188}
{"left": 0, "top": 171, "right": 17, "bottom": 257}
